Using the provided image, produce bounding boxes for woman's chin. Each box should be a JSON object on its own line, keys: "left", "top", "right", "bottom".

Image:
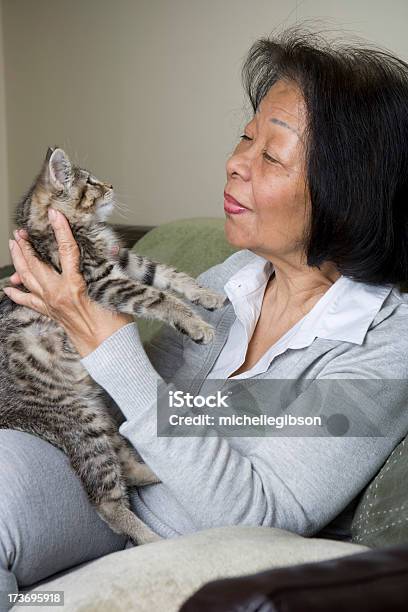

{"left": 224, "top": 217, "right": 254, "bottom": 250}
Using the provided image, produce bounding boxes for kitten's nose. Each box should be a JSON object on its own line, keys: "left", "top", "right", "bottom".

{"left": 105, "top": 183, "right": 113, "bottom": 189}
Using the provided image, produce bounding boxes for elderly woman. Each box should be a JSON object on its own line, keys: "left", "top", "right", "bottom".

{"left": 1, "top": 29, "right": 408, "bottom": 601}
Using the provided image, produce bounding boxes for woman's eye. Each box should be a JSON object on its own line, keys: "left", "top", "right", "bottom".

{"left": 263, "top": 152, "right": 277, "bottom": 163}
{"left": 238, "top": 135, "right": 277, "bottom": 163}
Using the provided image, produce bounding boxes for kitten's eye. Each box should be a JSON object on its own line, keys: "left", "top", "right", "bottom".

{"left": 239, "top": 134, "right": 252, "bottom": 141}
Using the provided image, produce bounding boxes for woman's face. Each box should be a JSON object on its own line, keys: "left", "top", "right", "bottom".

{"left": 224, "top": 79, "right": 310, "bottom": 260}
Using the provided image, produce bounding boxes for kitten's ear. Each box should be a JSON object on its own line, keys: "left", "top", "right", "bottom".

{"left": 45, "top": 148, "right": 72, "bottom": 191}
{"left": 45, "top": 146, "right": 54, "bottom": 162}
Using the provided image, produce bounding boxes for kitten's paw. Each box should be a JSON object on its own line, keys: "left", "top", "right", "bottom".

{"left": 190, "top": 288, "right": 226, "bottom": 311}
{"left": 135, "top": 530, "right": 163, "bottom": 545}
{"left": 175, "top": 318, "right": 215, "bottom": 344}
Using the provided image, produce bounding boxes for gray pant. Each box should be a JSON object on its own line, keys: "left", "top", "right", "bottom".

{"left": 0, "top": 429, "right": 128, "bottom": 612}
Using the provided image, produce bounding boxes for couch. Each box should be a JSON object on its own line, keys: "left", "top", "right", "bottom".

{"left": 2, "top": 217, "right": 408, "bottom": 611}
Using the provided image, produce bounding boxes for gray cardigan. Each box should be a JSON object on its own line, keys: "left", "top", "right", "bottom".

{"left": 80, "top": 249, "right": 408, "bottom": 541}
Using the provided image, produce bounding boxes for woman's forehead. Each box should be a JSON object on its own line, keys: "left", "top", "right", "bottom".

{"left": 254, "top": 84, "right": 306, "bottom": 139}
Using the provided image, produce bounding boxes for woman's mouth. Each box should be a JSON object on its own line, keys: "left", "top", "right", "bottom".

{"left": 224, "top": 192, "right": 249, "bottom": 215}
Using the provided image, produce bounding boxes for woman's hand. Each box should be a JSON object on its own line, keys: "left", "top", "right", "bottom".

{"left": 3, "top": 208, "right": 135, "bottom": 358}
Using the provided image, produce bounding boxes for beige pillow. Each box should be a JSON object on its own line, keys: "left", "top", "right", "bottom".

{"left": 20, "top": 526, "right": 368, "bottom": 612}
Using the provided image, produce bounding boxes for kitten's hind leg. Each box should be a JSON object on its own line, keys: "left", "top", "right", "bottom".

{"left": 63, "top": 428, "right": 161, "bottom": 545}
{"left": 97, "top": 500, "right": 160, "bottom": 545}
{"left": 112, "top": 434, "right": 161, "bottom": 487}
{"left": 118, "top": 250, "right": 226, "bottom": 310}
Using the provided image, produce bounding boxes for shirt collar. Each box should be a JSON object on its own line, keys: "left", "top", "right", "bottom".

{"left": 224, "top": 253, "right": 273, "bottom": 300}
{"left": 224, "top": 253, "right": 394, "bottom": 347}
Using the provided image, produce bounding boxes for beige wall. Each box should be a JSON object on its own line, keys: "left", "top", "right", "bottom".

{"left": 1, "top": 0, "right": 408, "bottom": 250}
{"left": 0, "top": 1, "right": 9, "bottom": 265}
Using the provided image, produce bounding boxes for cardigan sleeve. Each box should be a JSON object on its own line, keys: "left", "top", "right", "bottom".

{"left": 79, "top": 305, "right": 408, "bottom": 537}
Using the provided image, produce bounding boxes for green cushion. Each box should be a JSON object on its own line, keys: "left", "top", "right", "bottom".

{"left": 130, "top": 217, "right": 237, "bottom": 343}
{"left": 351, "top": 277, "right": 407, "bottom": 547}
{"left": 0, "top": 277, "right": 10, "bottom": 291}
{"left": 351, "top": 436, "right": 408, "bottom": 547}
{"left": 0, "top": 266, "right": 14, "bottom": 291}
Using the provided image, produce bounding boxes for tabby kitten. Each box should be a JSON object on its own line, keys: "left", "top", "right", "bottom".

{"left": 0, "top": 147, "right": 225, "bottom": 545}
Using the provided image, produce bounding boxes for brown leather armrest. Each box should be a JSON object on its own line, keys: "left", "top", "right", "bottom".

{"left": 180, "top": 544, "right": 408, "bottom": 612}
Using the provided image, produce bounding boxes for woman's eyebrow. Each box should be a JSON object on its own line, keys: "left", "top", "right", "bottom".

{"left": 269, "top": 117, "right": 301, "bottom": 139}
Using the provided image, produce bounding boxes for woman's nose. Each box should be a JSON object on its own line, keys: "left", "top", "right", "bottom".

{"left": 226, "top": 150, "right": 251, "bottom": 182}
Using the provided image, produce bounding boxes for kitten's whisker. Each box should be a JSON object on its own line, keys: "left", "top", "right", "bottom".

{"left": 112, "top": 209, "right": 128, "bottom": 221}
{"left": 113, "top": 199, "right": 131, "bottom": 216}
{"left": 111, "top": 202, "right": 130, "bottom": 221}
{"left": 113, "top": 202, "right": 130, "bottom": 210}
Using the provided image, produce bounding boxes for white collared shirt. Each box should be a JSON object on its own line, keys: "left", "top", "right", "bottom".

{"left": 207, "top": 254, "right": 394, "bottom": 380}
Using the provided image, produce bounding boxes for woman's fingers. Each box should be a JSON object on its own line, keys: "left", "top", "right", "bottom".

{"left": 48, "top": 208, "right": 81, "bottom": 278}
{"left": 9, "top": 271, "right": 22, "bottom": 284}
{"left": 2, "top": 285, "right": 48, "bottom": 316}
{"left": 8, "top": 239, "right": 44, "bottom": 294}
{"left": 13, "top": 230, "right": 45, "bottom": 271}
{"left": 16, "top": 228, "right": 29, "bottom": 240}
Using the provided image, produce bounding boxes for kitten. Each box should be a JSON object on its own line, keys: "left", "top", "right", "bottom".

{"left": 0, "top": 147, "right": 225, "bottom": 545}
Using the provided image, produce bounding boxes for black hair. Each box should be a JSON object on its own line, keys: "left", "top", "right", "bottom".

{"left": 241, "top": 25, "right": 408, "bottom": 287}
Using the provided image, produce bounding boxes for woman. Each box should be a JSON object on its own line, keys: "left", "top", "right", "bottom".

{"left": 1, "top": 28, "right": 408, "bottom": 600}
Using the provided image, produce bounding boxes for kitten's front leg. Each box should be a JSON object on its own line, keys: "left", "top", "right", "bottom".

{"left": 117, "top": 249, "right": 226, "bottom": 311}
{"left": 88, "top": 273, "right": 215, "bottom": 344}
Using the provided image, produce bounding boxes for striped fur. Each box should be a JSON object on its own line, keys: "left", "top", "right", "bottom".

{"left": 0, "top": 148, "right": 225, "bottom": 545}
